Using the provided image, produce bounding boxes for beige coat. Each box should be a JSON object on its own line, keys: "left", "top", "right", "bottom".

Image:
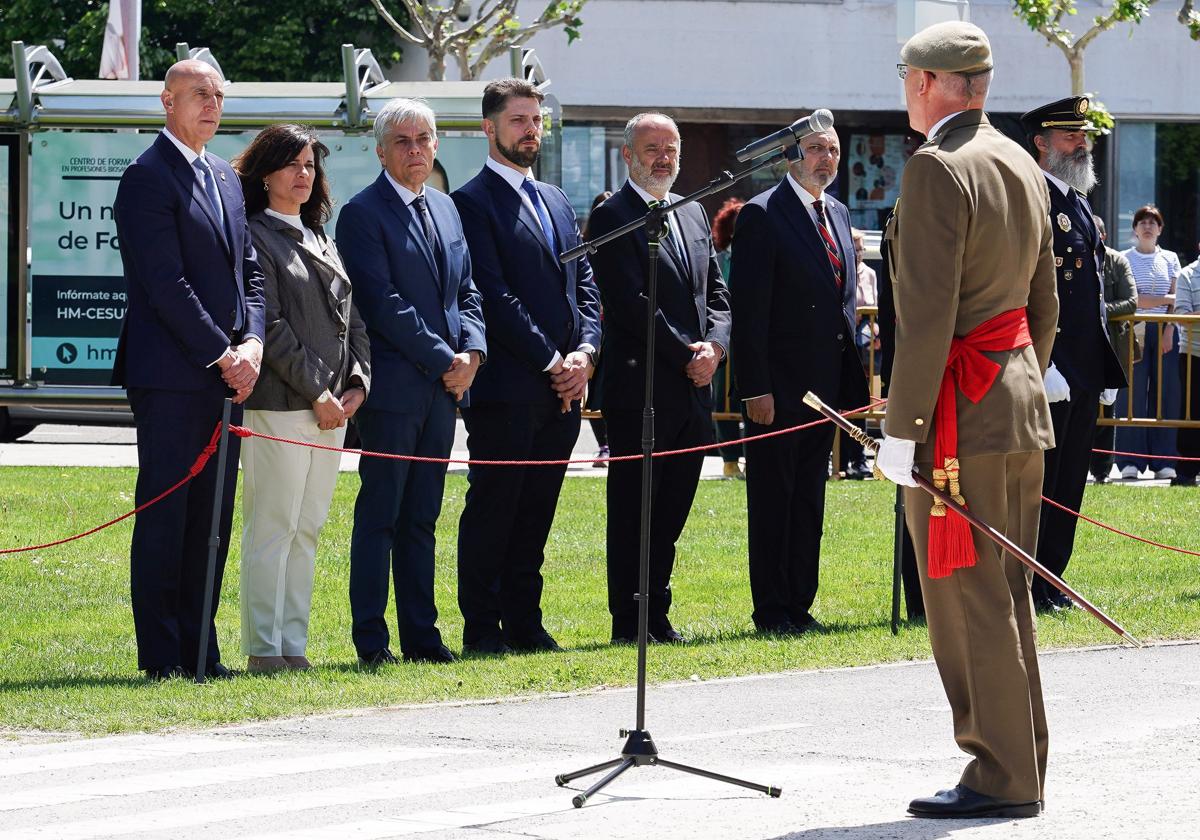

{"left": 885, "top": 110, "right": 1058, "bottom": 462}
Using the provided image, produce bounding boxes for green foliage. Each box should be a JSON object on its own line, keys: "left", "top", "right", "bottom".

{"left": 1086, "top": 94, "right": 1116, "bottom": 136}
{"left": 1, "top": 0, "right": 406, "bottom": 81}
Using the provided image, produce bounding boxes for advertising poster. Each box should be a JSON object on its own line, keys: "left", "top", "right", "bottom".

{"left": 28, "top": 129, "right": 486, "bottom": 385}
{"left": 1, "top": 137, "right": 12, "bottom": 376}
{"left": 845, "top": 132, "right": 919, "bottom": 229}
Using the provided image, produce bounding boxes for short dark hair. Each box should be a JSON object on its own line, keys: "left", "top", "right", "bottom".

{"left": 233, "top": 124, "right": 332, "bottom": 229}
{"left": 482, "top": 77, "right": 544, "bottom": 121}
{"left": 1132, "top": 204, "right": 1164, "bottom": 229}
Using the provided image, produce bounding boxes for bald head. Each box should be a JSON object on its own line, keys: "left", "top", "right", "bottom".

{"left": 622, "top": 112, "right": 681, "bottom": 199}
{"left": 161, "top": 60, "right": 225, "bottom": 153}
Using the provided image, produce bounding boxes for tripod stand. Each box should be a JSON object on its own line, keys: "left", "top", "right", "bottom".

{"left": 554, "top": 148, "right": 789, "bottom": 808}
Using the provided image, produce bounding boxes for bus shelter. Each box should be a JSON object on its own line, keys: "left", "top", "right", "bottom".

{"left": 0, "top": 42, "right": 560, "bottom": 408}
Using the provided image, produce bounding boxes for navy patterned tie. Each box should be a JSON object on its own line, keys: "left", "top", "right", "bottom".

{"left": 812, "top": 199, "right": 844, "bottom": 290}
{"left": 521, "top": 179, "right": 559, "bottom": 254}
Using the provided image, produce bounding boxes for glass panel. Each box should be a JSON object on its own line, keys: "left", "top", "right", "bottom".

{"left": 1115, "top": 121, "right": 1200, "bottom": 261}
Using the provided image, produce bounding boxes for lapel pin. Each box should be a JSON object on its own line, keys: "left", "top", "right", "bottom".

{"left": 1055, "top": 257, "right": 1063, "bottom": 268}
{"left": 1057, "top": 213, "right": 1071, "bottom": 233}
{"left": 1075, "top": 258, "right": 1083, "bottom": 269}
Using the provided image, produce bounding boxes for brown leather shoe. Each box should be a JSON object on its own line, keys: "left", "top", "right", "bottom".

{"left": 247, "top": 655, "right": 289, "bottom": 673}
{"left": 283, "top": 655, "right": 313, "bottom": 670}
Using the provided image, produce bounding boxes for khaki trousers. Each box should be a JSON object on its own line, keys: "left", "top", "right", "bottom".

{"left": 240, "top": 409, "right": 345, "bottom": 657}
{"left": 905, "top": 450, "right": 1049, "bottom": 803}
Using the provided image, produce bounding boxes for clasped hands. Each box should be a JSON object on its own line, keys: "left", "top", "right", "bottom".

{"left": 311, "top": 386, "right": 366, "bottom": 431}
{"left": 686, "top": 342, "right": 722, "bottom": 388}
{"left": 442, "top": 351, "right": 482, "bottom": 403}
{"left": 549, "top": 351, "right": 592, "bottom": 413}
{"left": 217, "top": 339, "right": 263, "bottom": 404}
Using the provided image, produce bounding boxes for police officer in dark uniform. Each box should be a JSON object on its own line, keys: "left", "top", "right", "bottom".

{"left": 1020, "top": 96, "right": 1126, "bottom": 610}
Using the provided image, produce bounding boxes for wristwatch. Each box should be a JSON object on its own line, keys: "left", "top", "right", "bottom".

{"left": 315, "top": 390, "right": 331, "bottom": 404}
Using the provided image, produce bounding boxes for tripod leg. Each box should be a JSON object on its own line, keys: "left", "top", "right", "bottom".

{"left": 653, "top": 757, "right": 782, "bottom": 798}
{"left": 555, "top": 757, "right": 624, "bottom": 787}
{"left": 571, "top": 757, "right": 636, "bottom": 808}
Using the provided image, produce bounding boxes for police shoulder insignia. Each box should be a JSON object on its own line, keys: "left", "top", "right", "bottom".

{"left": 1057, "top": 213, "right": 1072, "bottom": 232}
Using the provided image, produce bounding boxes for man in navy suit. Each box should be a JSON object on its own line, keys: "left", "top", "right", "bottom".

{"left": 730, "top": 129, "right": 867, "bottom": 635}
{"left": 337, "top": 98, "right": 487, "bottom": 666}
{"left": 114, "top": 59, "right": 266, "bottom": 680}
{"left": 452, "top": 78, "right": 601, "bottom": 655}
{"left": 1020, "top": 97, "right": 1125, "bottom": 611}
{"left": 588, "top": 113, "right": 732, "bottom": 644}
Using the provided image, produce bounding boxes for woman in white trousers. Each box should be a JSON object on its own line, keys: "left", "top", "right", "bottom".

{"left": 233, "top": 125, "right": 371, "bottom": 672}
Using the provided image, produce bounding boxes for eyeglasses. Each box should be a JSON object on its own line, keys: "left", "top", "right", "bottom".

{"left": 896, "top": 64, "right": 908, "bottom": 81}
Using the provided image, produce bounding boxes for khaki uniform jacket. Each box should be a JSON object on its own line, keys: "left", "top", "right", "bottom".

{"left": 885, "top": 110, "right": 1058, "bottom": 462}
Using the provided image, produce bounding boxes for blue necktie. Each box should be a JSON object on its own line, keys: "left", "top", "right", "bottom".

{"left": 192, "top": 157, "right": 224, "bottom": 226}
{"left": 192, "top": 157, "right": 243, "bottom": 331}
{"left": 521, "top": 179, "right": 558, "bottom": 255}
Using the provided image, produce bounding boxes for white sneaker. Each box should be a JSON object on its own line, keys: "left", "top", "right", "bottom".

{"left": 1155, "top": 467, "right": 1178, "bottom": 480}
{"left": 1120, "top": 465, "right": 1140, "bottom": 480}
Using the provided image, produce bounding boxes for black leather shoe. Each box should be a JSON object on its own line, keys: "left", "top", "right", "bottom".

{"left": 203, "top": 662, "right": 234, "bottom": 680}
{"left": 844, "top": 460, "right": 871, "bottom": 480}
{"left": 1047, "top": 591, "right": 1076, "bottom": 611}
{"left": 144, "top": 665, "right": 189, "bottom": 681}
{"left": 908, "top": 784, "right": 1040, "bottom": 819}
{"left": 403, "top": 643, "right": 457, "bottom": 664}
{"left": 792, "top": 615, "right": 826, "bottom": 634}
{"left": 755, "top": 620, "right": 803, "bottom": 636}
{"left": 648, "top": 620, "right": 686, "bottom": 644}
{"left": 1171, "top": 474, "right": 1198, "bottom": 487}
{"left": 358, "top": 648, "right": 399, "bottom": 667}
{"left": 507, "top": 629, "right": 563, "bottom": 653}
{"left": 463, "top": 635, "right": 513, "bottom": 656}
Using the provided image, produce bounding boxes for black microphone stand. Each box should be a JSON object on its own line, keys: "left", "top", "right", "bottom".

{"left": 553, "top": 146, "right": 794, "bottom": 808}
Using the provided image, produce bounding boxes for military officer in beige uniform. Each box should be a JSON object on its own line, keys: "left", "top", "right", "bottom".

{"left": 876, "top": 21, "right": 1059, "bottom": 819}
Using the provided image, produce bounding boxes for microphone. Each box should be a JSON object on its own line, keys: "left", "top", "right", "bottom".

{"left": 735, "top": 109, "right": 835, "bottom": 163}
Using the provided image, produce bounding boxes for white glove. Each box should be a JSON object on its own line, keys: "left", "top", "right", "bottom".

{"left": 876, "top": 435, "right": 918, "bottom": 487}
{"left": 1099, "top": 388, "right": 1118, "bottom": 406}
{"left": 1044, "top": 364, "right": 1071, "bottom": 403}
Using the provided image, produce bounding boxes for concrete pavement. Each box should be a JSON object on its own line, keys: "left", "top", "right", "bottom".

{"left": 3, "top": 641, "right": 1198, "bottom": 839}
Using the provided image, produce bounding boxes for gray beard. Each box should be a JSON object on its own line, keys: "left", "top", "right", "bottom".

{"left": 629, "top": 157, "right": 678, "bottom": 196}
{"left": 1046, "top": 146, "right": 1098, "bottom": 195}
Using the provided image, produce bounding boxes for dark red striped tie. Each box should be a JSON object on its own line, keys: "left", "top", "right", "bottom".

{"left": 812, "top": 199, "right": 843, "bottom": 290}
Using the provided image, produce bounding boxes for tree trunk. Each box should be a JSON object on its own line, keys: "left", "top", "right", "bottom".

{"left": 1068, "top": 49, "right": 1085, "bottom": 95}
{"left": 427, "top": 47, "right": 446, "bottom": 81}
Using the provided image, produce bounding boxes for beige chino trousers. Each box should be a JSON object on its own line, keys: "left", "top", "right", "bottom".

{"left": 240, "top": 409, "right": 345, "bottom": 657}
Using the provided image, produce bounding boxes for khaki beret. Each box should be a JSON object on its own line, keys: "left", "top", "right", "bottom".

{"left": 900, "top": 21, "right": 993, "bottom": 75}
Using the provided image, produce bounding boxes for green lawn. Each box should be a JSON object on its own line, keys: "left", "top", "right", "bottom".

{"left": 1, "top": 468, "right": 1197, "bottom": 735}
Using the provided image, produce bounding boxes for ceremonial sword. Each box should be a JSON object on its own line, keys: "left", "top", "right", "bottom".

{"left": 802, "top": 391, "right": 1142, "bottom": 648}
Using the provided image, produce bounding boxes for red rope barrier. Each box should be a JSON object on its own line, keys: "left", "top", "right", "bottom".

{"left": 231, "top": 399, "right": 889, "bottom": 467}
{"left": 1090, "top": 448, "right": 1200, "bottom": 462}
{"left": 0, "top": 422, "right": 224, "bottom": 555}
{"left": 1041, "top": 496, "right": 1200, "bottom": 558}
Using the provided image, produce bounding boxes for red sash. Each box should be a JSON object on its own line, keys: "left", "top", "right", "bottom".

{"left": 928, "top": 307, "right": 1033, "bottom": 578}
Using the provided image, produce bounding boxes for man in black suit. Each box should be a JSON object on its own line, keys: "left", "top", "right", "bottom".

{"left": 730, "top": 130, "right": 867, "bottom": 635}
{"left": 588, "top": 113, "right": 731, "bottom": 644}
{"left": 114, "top": 59, "right": 266, "bottom": 680}
{"left": 338, "top": 98, "right": 487, "bottom": 666}
{"left": 1020, "top": 96, "right": 1125, "bottom": 611}
{"left": 453, "top": 78, "right": 601, "bottom": 655}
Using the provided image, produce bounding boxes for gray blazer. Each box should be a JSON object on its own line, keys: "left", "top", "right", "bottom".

{"left": 245, "top": 211, "right": 371, "bottom": 412}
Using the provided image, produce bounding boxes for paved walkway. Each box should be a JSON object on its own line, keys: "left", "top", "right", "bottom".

{"left": 4, "top": 642, "right": 1197, "bottom": 839}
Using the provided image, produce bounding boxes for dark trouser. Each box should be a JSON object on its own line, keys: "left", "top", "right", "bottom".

{"left": 604, "top": 406, "right": 708, "bottom": 636}
{"left": 1033, "top": 388, "right": 1100, "bottom": 602}
{"left": 744, "top": 410, "right": 834, "bottom": 629}
{"left": 349, "top": 392, "right": 455, "bottom": 658}
{"left": 1090, "top": 403, "right": 1117, "bottom": 480}
{"left": 1176, "top": 354, "right": 1200, "bottom": 480}
{"left": 1115, "top": 327, "right": 1179, "bottom": 471}
{"left": 712, "top": 362, "right": 742, "bottom": 463}
{"left": 589, "top": 416, "right": 608, "bottom": 448}
{"left": 128, "top": 387, "right": 242, "bottom": 672}
{"left": 457, "top": 400, "right": 579, "bottom": 645}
